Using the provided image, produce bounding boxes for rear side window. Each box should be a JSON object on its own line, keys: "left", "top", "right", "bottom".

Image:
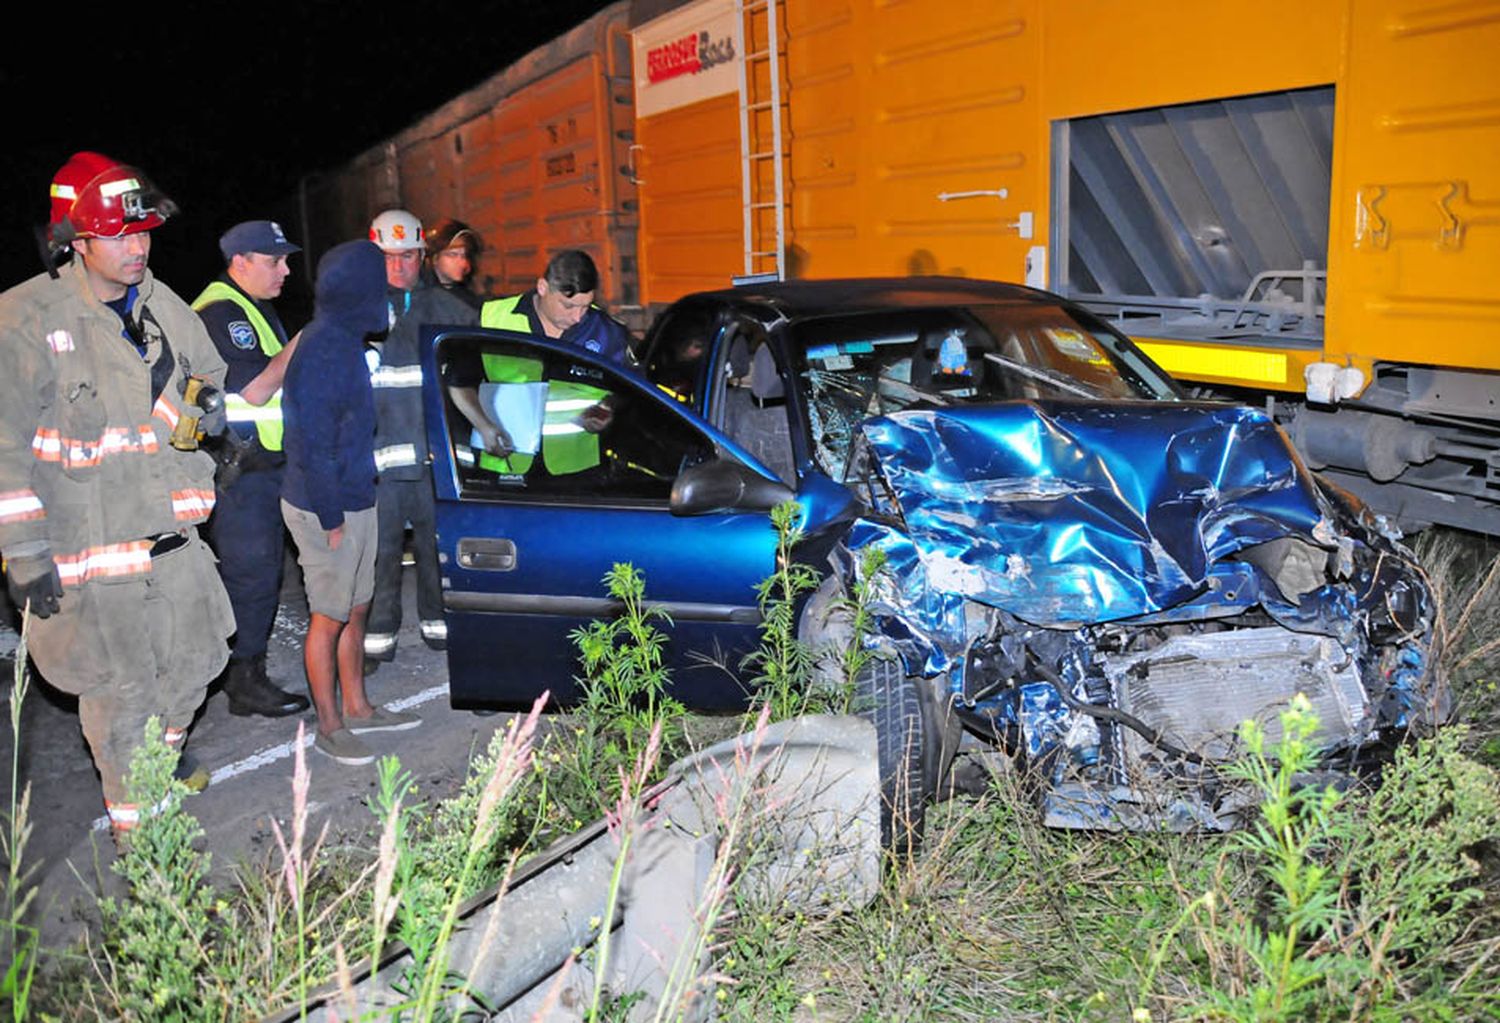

{"left": 643, "top": 305, "right": 716, "bottom": 406}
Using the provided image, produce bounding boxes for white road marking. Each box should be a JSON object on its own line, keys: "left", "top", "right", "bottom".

{"left": 90, "top": 684, "right": 450, "bottom": 831}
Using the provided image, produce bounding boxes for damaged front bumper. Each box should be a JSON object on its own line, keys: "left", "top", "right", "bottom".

{"left": 837, "top": 400, "right": 1447, "bottom": 829}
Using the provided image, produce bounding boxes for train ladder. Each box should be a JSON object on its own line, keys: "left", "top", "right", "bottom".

{"left": 735, "top": 0, "right": 788, "bottom": 281}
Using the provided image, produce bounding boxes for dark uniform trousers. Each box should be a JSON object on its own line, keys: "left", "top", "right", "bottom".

{"left": 368, "top": 470, "right": 443, "bottom": 645}
{"left": 208, "top": 463, "right": 286, "bottom": 662}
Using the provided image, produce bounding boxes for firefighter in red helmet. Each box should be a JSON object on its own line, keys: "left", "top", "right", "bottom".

{"left": 0, "top": 152, "right": 235, "bottom": 837}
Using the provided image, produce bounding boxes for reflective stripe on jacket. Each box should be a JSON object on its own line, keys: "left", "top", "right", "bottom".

{"left": 0, "top": 261, "right": 227, "bottom": 579}
{"left": 191, "top": 280, "right": 285, "bottom": 451}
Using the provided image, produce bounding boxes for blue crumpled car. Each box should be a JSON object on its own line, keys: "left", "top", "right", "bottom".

{"left": 423, "top": 278, "right": 1446, "bottom": 836}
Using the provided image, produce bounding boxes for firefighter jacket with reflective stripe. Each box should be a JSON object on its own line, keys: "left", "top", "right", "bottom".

{"left": 0, "top": 260, "right": 228, "bottom": 586}
{"left": 191, "top": 278, "right": 286, "bottom": 451}
{"left": 370, "top": 284, "right": 478, "bottom": 481}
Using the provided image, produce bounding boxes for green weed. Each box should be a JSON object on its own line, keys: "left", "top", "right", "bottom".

{"left": 742, "top": 501, "right": 821, "bottom": 721}
{"left": 1137, "top": 698, "right": 1500, "bottom": 1022}
{"left": 1189, "top": 695, "right": 1346, "bottom": 1020}
{"left": 572, "top": 563, "right": 682, "bottom": 751}
{"left": 1321, "top": 726, "right": 1500, "bottom": 1018}
{"left": 558, "top": 563, "right": 685, "bottom": 826}
{"left": 1, "top": 614, "right": 38, "bottom": 1022}
{"left": 96, "top": 721, "right": 222, "bottom": 1021}
{"left": 836, "top": 546, "right": 888, "bottom": 703}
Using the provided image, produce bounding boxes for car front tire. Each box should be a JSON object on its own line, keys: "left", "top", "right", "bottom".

{"left": 854, "top": 656, "right": 927, "bottom": 858}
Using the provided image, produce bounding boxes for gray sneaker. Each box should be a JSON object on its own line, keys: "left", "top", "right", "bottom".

{"left": 345, "top": 705, "right": 421, "bottom": 735}
{"left": 314, "top": 728, "right": 375, "bottom": 765}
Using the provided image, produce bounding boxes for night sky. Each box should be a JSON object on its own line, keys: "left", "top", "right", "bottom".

{"left": 0, "top": 0, "right": 615, "bottom": 301}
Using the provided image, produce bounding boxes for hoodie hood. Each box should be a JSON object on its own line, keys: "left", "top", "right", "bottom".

{"left": 313, "top": 240, "right": 388, "bottom": 336}
{"left": 858, "top": 401, "right": 1332, "bottom": 625}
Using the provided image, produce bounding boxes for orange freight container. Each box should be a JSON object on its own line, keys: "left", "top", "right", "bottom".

{"left": 296, "top": 3, "right": 640, "bottom": 313}
{"left": 632, "top": 0, "right": 1044, "bottom": 305}
{"left": 631, "top": 0, "right": 749, "bottom": 301}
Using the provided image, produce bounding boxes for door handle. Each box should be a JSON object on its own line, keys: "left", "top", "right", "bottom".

{"left": 457, "top": 538, "right": 516, "bottom": 571}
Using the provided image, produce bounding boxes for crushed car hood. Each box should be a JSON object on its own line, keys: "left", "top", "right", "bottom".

{"left": 857, "top": 401, "right": 1333, "bottom": 626}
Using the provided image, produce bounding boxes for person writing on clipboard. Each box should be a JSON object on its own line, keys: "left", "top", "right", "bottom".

{"left": 446, "top": 249, "right": 632, "bottom": 479}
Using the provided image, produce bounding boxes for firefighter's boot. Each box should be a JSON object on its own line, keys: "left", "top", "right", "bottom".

{"left": 173, "top": 750, "right": 211, "bottom": 793}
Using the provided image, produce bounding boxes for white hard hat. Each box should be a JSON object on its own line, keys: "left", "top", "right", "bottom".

{"left": 369, "top": 209, "right": 425, "bottom": 251}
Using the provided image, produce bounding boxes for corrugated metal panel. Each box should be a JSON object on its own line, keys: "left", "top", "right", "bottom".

{"left": 634, "top": 0, "right": 1045, "bottom": 304}
{"left": 633, "top": 0, "right": 747, "bottom": 303}
{"left": 637, "top": 92, "right": 744, "bottom": 301}
{"left": 786, "top": 0, "right": 1040, "bottom": 282}
{"left": 298, "top": 2, "right": 639, "bottom": 310}
{"left": 398, "top": 135, "right": 461, "bottom": 238}
{"left": 1058, "top": 87, "right": 1334, "bottom": 344}
{"left": 489, "top": 56, "right": 613, "bottom": 294}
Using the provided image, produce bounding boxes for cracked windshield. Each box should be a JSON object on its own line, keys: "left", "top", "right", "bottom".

{"left": 799, "top": 302, "right": 1177, "bottom": 478}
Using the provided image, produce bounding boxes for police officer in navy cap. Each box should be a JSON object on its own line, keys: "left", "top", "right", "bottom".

{"left": 193, "top": 221, "right": 311, "bottom": 717}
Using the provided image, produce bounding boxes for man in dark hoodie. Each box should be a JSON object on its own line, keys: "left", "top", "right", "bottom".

{"left": 363, "top": 210, "right": 478, "bottom": 670}
{"left": 281, "top": 239, "right": 420, "bottom": 765}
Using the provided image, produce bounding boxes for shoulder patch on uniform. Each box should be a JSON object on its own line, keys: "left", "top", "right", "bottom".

{"left": 584, "top": 338, "right": 603, "bottom": 353}
{"left": 228, "top": 321, "right": 257, "bottom": 351}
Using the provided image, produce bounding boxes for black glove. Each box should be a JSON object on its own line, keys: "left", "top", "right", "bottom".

{"left": 6, "top": 557, "right": 63, "bottom": 619}
{"left": 206, "top": 430, "right": 253, "bottom": 490}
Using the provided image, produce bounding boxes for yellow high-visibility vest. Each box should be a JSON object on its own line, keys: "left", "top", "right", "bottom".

{"left": 476, "top": 347, "right": 609, "bottom": 476}
{"left": 191, "top": 280, "right": 285, "bottom": 451}
{"left": 479, "top": 293, "right": 529, "bottom": 332}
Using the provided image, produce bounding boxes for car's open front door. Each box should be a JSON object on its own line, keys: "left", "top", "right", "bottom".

{"left": 423, "top": 327, "right": 790, "bottom": 710}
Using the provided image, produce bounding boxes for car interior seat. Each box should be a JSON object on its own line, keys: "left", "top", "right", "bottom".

{"left": 722, "top": 336, "right": 796, "bottom": 485}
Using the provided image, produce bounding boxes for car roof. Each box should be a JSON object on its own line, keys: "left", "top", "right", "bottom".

{"left": 680, "top": 276, "right": 1064, "bottom": 327}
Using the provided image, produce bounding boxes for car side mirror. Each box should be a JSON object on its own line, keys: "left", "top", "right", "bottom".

{"left": 670, "top": 458, "right": 795, "bottom": 516}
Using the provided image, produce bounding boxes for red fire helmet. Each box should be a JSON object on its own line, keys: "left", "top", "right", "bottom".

{"left": 47, "top": 151, "right": 177, "bottom": 247}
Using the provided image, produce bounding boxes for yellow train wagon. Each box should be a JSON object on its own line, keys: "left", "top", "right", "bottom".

{"left": 629, "top": 0, "right": 1499, "bottom": 533}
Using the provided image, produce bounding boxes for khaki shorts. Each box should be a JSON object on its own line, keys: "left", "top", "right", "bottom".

{"left": 281, "top": 501, "right": 377, "bottom": 620}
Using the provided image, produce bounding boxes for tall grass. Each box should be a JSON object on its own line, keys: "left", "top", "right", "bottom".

{"left": 1418, "top": 530, "right": 1500, "bottom": 760}
{"left": 13, "top": 530, "right": 1500, "bottom": 1021}
{"left": 714, "top": 528, "right": 1500, "bottom": 1023}
{"left": 2, "top": 613, "right": 38, "bottom": 1021}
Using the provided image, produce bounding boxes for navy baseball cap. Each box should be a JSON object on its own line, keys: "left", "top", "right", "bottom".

{"left": 219, "top": 220, "right": 300, "bottom": 261}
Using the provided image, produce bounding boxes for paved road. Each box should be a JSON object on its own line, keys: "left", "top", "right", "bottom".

{"left": 0, "top": 563, "right": 521, "bottom": 953}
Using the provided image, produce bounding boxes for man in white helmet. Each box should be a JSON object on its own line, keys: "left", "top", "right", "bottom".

{"left": 363, "top": 209, "right": 478, "bottom": 670}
